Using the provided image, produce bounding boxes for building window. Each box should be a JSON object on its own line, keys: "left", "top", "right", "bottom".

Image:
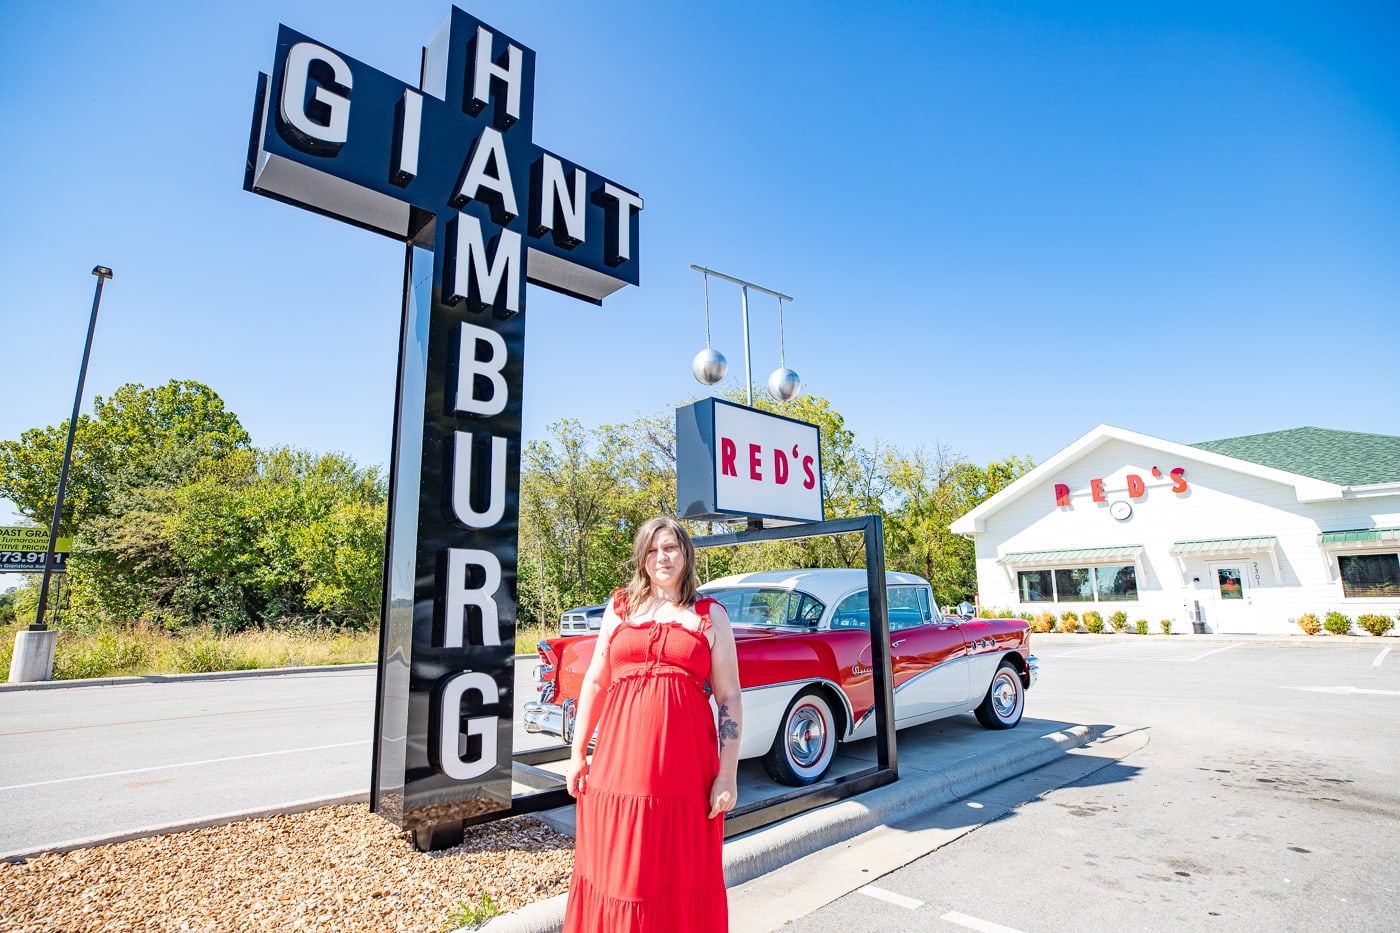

{"left": 1018, "top": 570, "right": 1054, "bottom": 602}
{"left": 1054, "top": 568, "right": 1094, "bottom": 602}
{"left": 1018, "top": 565, "right": 1138, "bottom": 603}
{"left": 1339, "top": 554, "right": 1400, "bottom": 598}
{"left": 1096, "top": 565, "right": 1138, "bottom": 601}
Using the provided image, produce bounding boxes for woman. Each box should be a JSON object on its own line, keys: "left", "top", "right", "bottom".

{"left": 563, "top": 516, "right": 743, "bottom": 933}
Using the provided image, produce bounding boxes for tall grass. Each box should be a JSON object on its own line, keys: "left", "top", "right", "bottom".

{"left": 2, "top": 618, "right": 556, "bottom": 683}
{"left": 0, "top": 620, "right": 380, "bottom": 683}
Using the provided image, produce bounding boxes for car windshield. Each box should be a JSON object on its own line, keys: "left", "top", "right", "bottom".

{"left": 702, "top": 587, "right": 825, "bottom": 628}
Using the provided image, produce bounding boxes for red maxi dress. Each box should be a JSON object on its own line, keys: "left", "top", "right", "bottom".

{"left": 563, "top": 593, "right": 727, "bottom": 933}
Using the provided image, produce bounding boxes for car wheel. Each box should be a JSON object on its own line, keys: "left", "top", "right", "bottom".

{"left": 974, "top": 659, "right": 1025, "bottom": 730}
{"left": 762, "top": 689, "right": 838, "bottom": 786}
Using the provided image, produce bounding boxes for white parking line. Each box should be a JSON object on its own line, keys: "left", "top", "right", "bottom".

{"left": 858, "top": 885, "right": 923, "bottom": 910}
{"left": 1374, "top": 647, "right": 1392, "bottom": 669}
{"left": 1297, "top": 686, "right": 1400, "bottom": 697}
{"left": 1044, "top": 643, "right": 1118, "bottom": 658}
{"left": 0, "top": 740, "right": 369, "bottom": 793}
{"left": 941, "top": 910, "right": 1027, "bottom": 933}
{"left": 1187, "top": 644, "right": 1237, "bottom": 662}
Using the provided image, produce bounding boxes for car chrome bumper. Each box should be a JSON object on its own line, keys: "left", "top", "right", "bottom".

{"left": 523, "top": 699, "right": 574, "bottom": 743}
{"left": 1026, "top": 654, "right": 1039, "bottom": 689}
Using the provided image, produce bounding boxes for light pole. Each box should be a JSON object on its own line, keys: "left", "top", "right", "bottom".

{"left": 32, "top": 265, "right": 112, "bottom": 632}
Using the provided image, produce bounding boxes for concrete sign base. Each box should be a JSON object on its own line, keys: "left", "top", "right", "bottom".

{"left": 9, "top": 629, "right": 58, "bottom": 683}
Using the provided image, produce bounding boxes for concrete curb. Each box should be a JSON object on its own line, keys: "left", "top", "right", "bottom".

{"left": 479, "top": 723, "right": 1106, "bottom": 933}
{"left": 1030, "top": 632, "right": 1394, "bottom": 647}
{"left": 0, "top": 662, "right": 379, "bottom": 692}
{"left": 0, "top": 792, "right": 371, "bottom": 863}
{"left": 0, "top": 657, "right": 542, "bottom": 692}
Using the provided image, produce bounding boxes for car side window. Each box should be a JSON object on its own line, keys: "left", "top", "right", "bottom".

{"left": 888, "top": 586, "right": 929, "bottom": 631}
{"left": 831, "top": 591, "right": 870, "bottom": 629}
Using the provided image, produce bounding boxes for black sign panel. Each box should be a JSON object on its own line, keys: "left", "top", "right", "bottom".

{"left": 245, "top": 7, "right": 641, "bottom": 830}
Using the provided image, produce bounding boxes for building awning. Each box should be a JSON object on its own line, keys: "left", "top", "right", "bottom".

{"left": 1170, "top": 535, "right": 1280, "bottom": 583}
{"left": 1318, "top": 527, "right": 1400, "bottom": 546}
{"left": 1169, "top": 536, "right": 1277, "bottom": 556}
{"left": 1317, "top": 528, "right": 1400, "bottom": 581}
{"left": 997, "top": 545, "right": 1143, "bottom": 566}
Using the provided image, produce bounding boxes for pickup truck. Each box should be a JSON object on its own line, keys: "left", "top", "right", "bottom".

{"left": 524, "top": 568, "right": 1037, "bottom": 785}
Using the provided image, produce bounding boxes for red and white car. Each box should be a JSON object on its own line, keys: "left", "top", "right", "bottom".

{"left": 524, "top": 569, "right": 1038, "bottom": 785}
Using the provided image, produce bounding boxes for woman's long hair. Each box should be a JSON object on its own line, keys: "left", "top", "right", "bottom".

{"left": 622, "top": 516, "right": 698, "bottom": 619}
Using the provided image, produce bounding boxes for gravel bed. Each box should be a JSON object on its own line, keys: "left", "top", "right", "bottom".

{"left": 0, "top": 805, "right": 575, "bottom": 932}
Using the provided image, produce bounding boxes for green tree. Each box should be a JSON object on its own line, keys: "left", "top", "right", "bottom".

{"left": 0, "top": 380, "right": 250, "bottom": 535}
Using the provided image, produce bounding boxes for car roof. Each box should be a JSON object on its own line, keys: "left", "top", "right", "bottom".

{"left": 700, "top": 568, "right": 928, "bottom": 606}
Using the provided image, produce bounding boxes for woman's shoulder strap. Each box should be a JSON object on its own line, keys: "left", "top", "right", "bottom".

{"left": 693, "top": 596, "right": 719, "bottom": 633}
{"left": 610, "top": 587, "right": 628, "bottom": 617}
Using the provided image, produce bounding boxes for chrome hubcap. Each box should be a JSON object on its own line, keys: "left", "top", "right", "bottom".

{"left": 991, "top": 672, "right": 1020, "bottom": 719}
{"left": 788, "top": 706, "right": 827, "bottom": 767}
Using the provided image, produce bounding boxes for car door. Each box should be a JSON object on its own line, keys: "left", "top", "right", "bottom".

{"left": 844, "top": 585, "right": 970, "bottom": 723}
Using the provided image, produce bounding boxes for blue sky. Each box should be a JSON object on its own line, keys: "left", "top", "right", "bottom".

{"left": 2, "top": 1, "right": 1397, "bottom": 525}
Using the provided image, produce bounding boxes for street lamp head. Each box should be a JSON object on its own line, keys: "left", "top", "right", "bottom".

{"left": 91, "top": 266, "right": 114, "bottom": 279}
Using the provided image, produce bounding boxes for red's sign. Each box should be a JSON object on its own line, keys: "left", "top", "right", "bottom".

{"left": 1055, "top": 467, "right": 1187, "bottom": 507}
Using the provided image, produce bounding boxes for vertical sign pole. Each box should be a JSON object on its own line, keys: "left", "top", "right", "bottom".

{"left": 245, "top": 8, "right": 642, "bottom": 849}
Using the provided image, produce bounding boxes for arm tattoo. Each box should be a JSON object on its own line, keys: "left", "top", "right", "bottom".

{"left": 717, "top": 703, "right": 739, "bottom": 748}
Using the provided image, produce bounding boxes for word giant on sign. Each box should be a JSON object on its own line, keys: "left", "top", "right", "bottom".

{"left": 245, "top": 7, "right": 642, "bottom": 833}
{"left": 676, "top": 398, "right": 824, "bottom": 524}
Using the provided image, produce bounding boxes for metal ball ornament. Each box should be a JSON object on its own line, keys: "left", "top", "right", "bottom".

{"left": 692, "top": 347, "right": 728, "bottom": 386}
{"left": 767, "top": 367, "right": 802, "bottom": 402}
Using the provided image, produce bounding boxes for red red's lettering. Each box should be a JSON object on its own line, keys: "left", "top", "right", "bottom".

{"left": 749, "top": 444, "right": 762, "bottom": 481}
{"left": 774, "top": 449, "right": 789, "bottom": 485}
{"left": 802, "top": 456, "right": 816, "bottom": 489}
{"left": 1090, "top": 478, "right": 1106, "bottom": 502}
{"left": 1170, "top": 467, "right": 1188, "bottom": 493}
{"left": 1054, "top": 483, "right": 1070, "bottom": 507}
{"left": 721, "top": 437, "right": 737, "bottom": 477}
{"left": 1126, "top": 474, "right": 1145, "bottom": 498}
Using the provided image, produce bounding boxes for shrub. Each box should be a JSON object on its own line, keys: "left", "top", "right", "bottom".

{"left": 1295, "top": 612, "right": 1322, "bottom": 635}
{"left": 1083, "top": 610, "right": 1104, "bottom": 634}
{"left": 1323, "top": 611, "right": 1352, "bottom": 636}
{"left": 1057, "top": 610, "right": 1081, "bottom": 634}
{"left": 1159, "top": 619, "right": 1173, "bottom": 635}
{"left": 1030, "top": 611, "right": 1055, "bottom": 634}
{"left": 1109, "top": 610, "right": 1128, "bottom": 633}
{"left": 1135, "top": 619, "right": 1149, "bottom": 635}
{"left": 1357, "top": 613, "right": 1396, "bottom": 637}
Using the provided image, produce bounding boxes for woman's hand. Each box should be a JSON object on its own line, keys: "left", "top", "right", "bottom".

{"left": 707, "top": 773, "right": 738, "bottom": 819}
{"left": 566, "top": 756, "right": 588, "bottom": 798}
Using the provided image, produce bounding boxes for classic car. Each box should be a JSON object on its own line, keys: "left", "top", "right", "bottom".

{"left": 524, "top": 568, "right": 1038, "bottom": 785}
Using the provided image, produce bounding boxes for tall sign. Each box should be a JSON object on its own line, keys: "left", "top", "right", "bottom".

{"left": 245, "top": 7, "right": 642, "bottom": 836}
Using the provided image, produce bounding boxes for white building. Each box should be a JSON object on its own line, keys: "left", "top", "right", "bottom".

{"left": 950, "top": 425, "right": 1400, "bottom": 635}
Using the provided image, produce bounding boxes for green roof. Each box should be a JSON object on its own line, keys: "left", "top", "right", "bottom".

{"left": 1318, "top": 527, "right": 1400, "bottom": 545}
{"left": 1169, "top": 536, "right": 1276, "bottom": 555}
{"left": 1190, "top": 427, "right": 1400, "bottom": 486}
{"left": 998, "top": 545, "right": 1143, "bottom": 565}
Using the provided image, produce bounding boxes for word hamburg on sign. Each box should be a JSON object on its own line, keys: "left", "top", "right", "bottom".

{"left": 245, "top": 6, "right": 642, "bottom": 832}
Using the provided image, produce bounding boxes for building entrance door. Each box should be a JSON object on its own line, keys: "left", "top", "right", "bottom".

{"left": 1207, "top": 562, "right": 1250, "bottom": 633}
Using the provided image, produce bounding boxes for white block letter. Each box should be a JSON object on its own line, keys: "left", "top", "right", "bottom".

{"left": 455, "top": 126, "right": 518, "bottom": 220}
{"left": 445, "top": 213, "right": 521, "bottom": 314}
{"left": 451, "top": 431, "right": 508, "bottom": 528}
{"left": 535, "top": 155, "right": 586, "bottom": 245}
{"left": 279, "top": 42, "right": 353, "bottom": 150}
{"left": 470, "top": 26, "right": 522, "bottom": 126}
{"left": 443, "top": 548, "right": 501, "bottom": 647}
{"left": 454, "top": 322, "right": 508, "bottom": 416}
{"left": 435, "top": 671, "right": 499, "bottom": 781}
{"left": 601, "top": 182, "right": 644, "bottom": 264}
